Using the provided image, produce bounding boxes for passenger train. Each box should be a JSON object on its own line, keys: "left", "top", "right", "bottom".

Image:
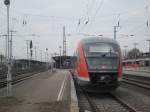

{"left": 73, "top": 37, "right": 122, "bottom": 92}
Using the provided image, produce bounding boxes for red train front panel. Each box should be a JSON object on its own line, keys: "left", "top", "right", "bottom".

{"left": 77, "top": 42, "right": 89, "bottom": 81}
{"left": 75, "top": 38, "right": 123, "bottom": 91}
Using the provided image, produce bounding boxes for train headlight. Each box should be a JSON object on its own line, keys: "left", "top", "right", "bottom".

{"left": 118, "top": 77, "right": 122, "bottom": 81}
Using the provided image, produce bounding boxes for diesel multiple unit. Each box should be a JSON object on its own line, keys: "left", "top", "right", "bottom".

{"left": 73, "top": 37, "right": 122, "bottom": 92}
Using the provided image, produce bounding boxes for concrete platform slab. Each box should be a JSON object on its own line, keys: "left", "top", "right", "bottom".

{"left": 0, "top": 70, "right": 72, "bottom": 112}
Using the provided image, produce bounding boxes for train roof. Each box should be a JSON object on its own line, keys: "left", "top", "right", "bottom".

{"left": 81, "top": 37, "right": 119, "bottom": 45}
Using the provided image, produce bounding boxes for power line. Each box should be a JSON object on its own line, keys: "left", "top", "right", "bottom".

{"left": 93, "top": 0, "right": 104, "bottom": 20}
{"left": 121, "top": 22, "right": 147, "bottom": 35}
{"left": 87, "top": 0, "right": 97, "bottom": 15}
{"left": 13, "top": 11, "right": 79, "bottom": 21}
{"left": 78, "top": 0, "right": 104, "bottom": 33}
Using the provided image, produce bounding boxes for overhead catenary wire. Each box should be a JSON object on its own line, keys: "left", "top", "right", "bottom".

{"left": 78, "top": 0, "right": 104, "bottom": 33}
{"left": 76, "top": 0, "right": 99, "bottom": 32}
{"left": 79, "top": 0, "right": 150, "bottom": 37}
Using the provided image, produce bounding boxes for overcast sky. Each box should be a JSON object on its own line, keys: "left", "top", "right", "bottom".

{"left": 0, "top": 0, "right": 150, "bottom": 60}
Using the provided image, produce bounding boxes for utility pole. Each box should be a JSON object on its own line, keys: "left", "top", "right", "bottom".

{"left": 114, "top": 21, "right": 120, "bottom": 40}
{"left": 4, "top": 0, "right": 12, "bottom": 96}
{"left": 59, "top": 46, "right": 62, "bottom": 68}
{"left": 63, "top": 26, "right": 66, "bottom": 56}
{"left": 146, "top": 39, "right": 150, "bottom": 53}
{"left": 34, "top": 46, "right": 37, "bottom": 60}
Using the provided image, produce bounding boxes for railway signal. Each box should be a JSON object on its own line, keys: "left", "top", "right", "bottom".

{"left": 4, "top": 0, "right": 10, "bottom": 5}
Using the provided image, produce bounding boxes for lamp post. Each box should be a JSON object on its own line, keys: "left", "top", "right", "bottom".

{"left": 4, "top": 0, "right": 12, "bottom": 96}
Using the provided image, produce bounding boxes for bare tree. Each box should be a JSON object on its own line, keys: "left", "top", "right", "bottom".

{"left": 127, "top": 48, "right": 142, "bottom": 59}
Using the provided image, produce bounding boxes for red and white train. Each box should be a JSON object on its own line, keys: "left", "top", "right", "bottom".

{"left": 73, "top": 37, "right": 122, "bottom": 92}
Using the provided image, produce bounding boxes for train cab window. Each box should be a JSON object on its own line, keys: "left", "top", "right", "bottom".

{"left": 83, "top": 43, "right": 120, "bottom": 70}
{"left": 89, "top": 44, "right": 115, "bottom": 53}
{"left": 84, "top": 43, "right": 119, "bottom": 57}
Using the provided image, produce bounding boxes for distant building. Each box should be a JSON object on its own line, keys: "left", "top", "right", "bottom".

{"left": 0, "top": 54, "right": 6, "bottom": 64}
{"left": 53, "top": 56, "right": 74, "bottom": 69}
{"left": 123, "top": 52, "right": 150, "bottom": 67}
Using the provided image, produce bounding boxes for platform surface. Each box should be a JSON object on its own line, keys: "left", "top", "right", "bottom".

{"left": 0, "top": 70, "right": 72, "bottom": 112}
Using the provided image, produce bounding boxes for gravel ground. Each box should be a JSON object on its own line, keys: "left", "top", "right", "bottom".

{"left": 0, "top": 70, "right": 71, "bottom": 112}
{"left": 113, "top": 83, "right": 150, "bottom": 112}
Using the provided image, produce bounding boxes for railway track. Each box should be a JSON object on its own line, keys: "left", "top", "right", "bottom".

{"left": 0, "top": 70, "right": 45, "bottom": 89}
{"left": 73, "top": 77, "right": 137, "bottom": 112}
{"left": 78, "top": 90, "right": 137, "bottom": 112}
{"left": 88, "top": 93, "right": 137, "bottom": 112}
{"left": 122, "top": 76, "right": 150, "bottom": 90}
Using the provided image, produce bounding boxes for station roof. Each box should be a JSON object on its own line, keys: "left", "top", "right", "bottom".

{"left": 53, "top": 56, "right": 73, "bottom": 62}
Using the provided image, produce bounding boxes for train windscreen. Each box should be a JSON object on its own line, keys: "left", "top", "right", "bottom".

{"left": 84, "top": 43, "right": 119, "bottom": 71}
{"left": 89, "top": 44, "right": 115, "bottom": 53}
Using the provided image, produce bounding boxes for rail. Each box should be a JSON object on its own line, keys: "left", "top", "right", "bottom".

{"left": 122, "top": 77, "right": 150, "bottom": 90}
{"left": 0, "top": 70, "right": 46, "bottom": 89}
{"left": 73, "top": 75, "right": 137, "bottom": 112}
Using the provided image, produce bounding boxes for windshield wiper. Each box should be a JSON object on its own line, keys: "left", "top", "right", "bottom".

{"left": 102, "top": 52, "right": 118, "bottom": 58}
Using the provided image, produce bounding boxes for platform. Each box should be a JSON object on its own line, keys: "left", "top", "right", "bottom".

{"left": 0, "top": 70, "right": 79, "bottom": 112}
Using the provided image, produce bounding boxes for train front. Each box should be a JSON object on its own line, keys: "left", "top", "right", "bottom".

{"left": 77, "top": 39, "right": 122, "bottom": 92}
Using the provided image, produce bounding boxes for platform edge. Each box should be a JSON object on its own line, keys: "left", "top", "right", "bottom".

{"left": 70, "top": 73, "right": 79, "bottom": 112}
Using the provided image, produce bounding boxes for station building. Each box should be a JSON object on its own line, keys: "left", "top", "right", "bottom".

{"left": 123, "top": 52, "right": 150, "bottom": 67}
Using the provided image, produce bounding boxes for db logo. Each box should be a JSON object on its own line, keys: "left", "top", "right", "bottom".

{"left": 102, "top": 65, "right": 107, "bottom": 69}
